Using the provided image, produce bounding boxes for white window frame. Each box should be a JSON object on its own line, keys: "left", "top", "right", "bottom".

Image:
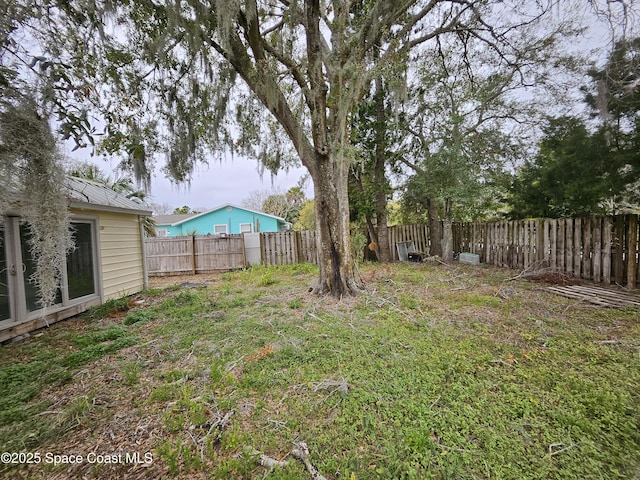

{"left": 239, "top": 223, "right": 253, "bottom": 234}
{"left": 213, "top": 224, "right": 228, "bottom": 235}
{"left": 156, "top": 228, "right": 169, "bottom": 238}
{"left": 2, "top": 216, "right": 101, "bottom": 324}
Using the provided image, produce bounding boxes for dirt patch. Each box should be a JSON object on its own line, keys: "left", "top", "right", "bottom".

{"left": 148, "top": 273, "right": 225, "bottom": 289}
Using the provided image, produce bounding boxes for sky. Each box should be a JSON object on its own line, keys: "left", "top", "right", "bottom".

{"left": 66, "top": 1, "right": 635, "bottom": 214}
{"left": 69, "top": 149, "right": 313, "bottom": 213}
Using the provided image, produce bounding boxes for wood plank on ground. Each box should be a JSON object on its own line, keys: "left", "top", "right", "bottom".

{"left": 547, "top": 285, "right": 640, "bottom": 308}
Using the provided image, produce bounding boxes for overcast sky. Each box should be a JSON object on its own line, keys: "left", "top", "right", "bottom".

{"left": 68, "top": 148, "right": 313, "bottom": 213}
{"left": 67, "top": 1, "right": 634, "bottom": 214}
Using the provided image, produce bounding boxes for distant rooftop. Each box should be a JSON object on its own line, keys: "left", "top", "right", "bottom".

{"left": 154, "top": 214, "right": 195, "bottom": 225}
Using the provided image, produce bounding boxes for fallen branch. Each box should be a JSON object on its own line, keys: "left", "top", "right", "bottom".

{"left": 260, "top": 453, "right": 289, "bottom": 468}
{"left": 548, "top": 442, "right": 578, "bottom": 456}
{"left": 246, "top": 448, "right": 289, "bottom": 468}
{"left": 509, "top": 260, "right": 546, "bottom": 280}
{"left": 292, "top": 442, "right": 328, "bottom": 480}
{"left": 312, "top": 378, "right": 349, "bottom": 395}
{"left": 189, "top": 409, "right": 235, "bottom": 444}
{"left": 490, "top": 359, "right": 516, "bottom": 369}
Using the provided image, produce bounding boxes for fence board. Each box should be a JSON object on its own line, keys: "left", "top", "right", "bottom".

{"left": 627, "top": 215, "right": 638, "bottom": 289}
{"left": 614, "top": 216, "right": 625, "bottom": 284}
{"left": 583, "top": 218, "right": 592, "bottom": 280}
{"left": 573, "top": 218, "right": 582, "bottom": 278}
{"left": 603, "top": 217, "right": 612, "bottom": 284}
{"left": 593, "top": 218, "right": 601, "bottom": 282}
{"left": 549, "top": 219, "right": 557, "bottom": 269}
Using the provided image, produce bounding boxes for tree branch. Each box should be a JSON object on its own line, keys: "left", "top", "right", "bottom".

{"left": 206, "top": 28, "right": 316, "bottom": 173}
{"left": 305, "top": 0, "right": 329, "bottom": 155}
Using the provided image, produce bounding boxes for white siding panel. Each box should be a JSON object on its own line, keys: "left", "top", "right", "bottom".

{"left": 98, "top": 212, "right": 145, "bottom": 300}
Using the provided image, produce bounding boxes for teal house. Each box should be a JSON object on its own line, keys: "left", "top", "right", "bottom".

{"left": 154, "top": 204, "right": 289, "bottom": 237}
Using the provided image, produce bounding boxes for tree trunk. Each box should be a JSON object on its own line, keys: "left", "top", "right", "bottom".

{"left": 427, "top": 198, "right": 443, "bottom": 257}
{"left": 373, "top": 75, "right": 391, "bottom": 263}
{"left": 375, "top": 204, "right": 390, "bottom": 262}
{"left": 441, "top": 198, "right": 454, "bottom": 264}
{"left": 310, "top": 153, "right": 364, "bottom": 296}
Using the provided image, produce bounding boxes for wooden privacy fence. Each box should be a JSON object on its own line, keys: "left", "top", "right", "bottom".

{"left": 145, "top": 231, "right": 318, "bottom": 275}
{"left": 451, "top": 215, "right": 639, "bottom": 289}
{"left": 145, "top": 235, "right": 246, "bottom": 276}
{"left": 144, "top": 215, "right": 639, "bottom": 288}
{"left": 260, "top": 230, "right": 318, "bottom": 266}
{"left": 388, "top": 224, "right": 430, "bottom": 261}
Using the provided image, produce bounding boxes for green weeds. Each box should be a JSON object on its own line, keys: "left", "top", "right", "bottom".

{"left": 0, "top": 263, "right": 638, "bottom": 479}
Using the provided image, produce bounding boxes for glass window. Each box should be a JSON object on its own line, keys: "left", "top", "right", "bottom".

{"left": 214, "top": 224, "right": 228, "bottom": 235}
{"left": 239, "top": 223, "right": 252, "bottom": 233}
{"left": 67, "top": 222, "right": 96, "bottom": 300}
{"left": 0, "top": 224, "right": 10, "bottom": 321}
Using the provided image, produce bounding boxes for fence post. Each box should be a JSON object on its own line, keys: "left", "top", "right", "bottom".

{"left": 603, "top": 217, "right": 612, "bottom": 284}
{"left": 614, "top": 215, "right": 625, "bottom": 284}
{"left": 295, "top": 231, "right": 302, "bottom": 264}
{"left": 191, "top": 235, "right": 196, "bottom": 274}
{"left": 583, "top": 217, "right": 592, "bottom": 280}
{"left": 627, "top": 215, "right": 638, "bottom": 289}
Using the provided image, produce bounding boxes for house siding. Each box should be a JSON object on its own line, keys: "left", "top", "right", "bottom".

{"left": 98, "top": 211, "right": 146, "bottom": 300}
{"left": 0, "top": 207, "right": 147, "bottom": 342}
{"left": 156, "top": 206, "right": 283, "bottom": 236}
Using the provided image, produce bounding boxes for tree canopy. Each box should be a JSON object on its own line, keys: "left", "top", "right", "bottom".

{"left": 508, "top": 36, "right": 640, "bottom": 217}
{"left": 1, "top": 0, "right": 617, "bottom": 296}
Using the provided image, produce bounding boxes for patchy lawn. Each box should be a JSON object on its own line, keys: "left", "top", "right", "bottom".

{"left": 0, "top": 262, "right": 638, "bottom": 480}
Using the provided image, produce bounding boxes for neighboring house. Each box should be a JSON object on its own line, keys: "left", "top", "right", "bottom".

{"left": 0, "top": 176, "right": 152, "bottom": 342}
{"left": 154, "top": 204, "right": 289, "bottom": 237}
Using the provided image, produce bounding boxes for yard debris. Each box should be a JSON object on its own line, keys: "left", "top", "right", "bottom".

{"left": 312, "top": 377, "right": 349, "bottom": 395}
{"left": 510, "top": 261, "right": 574, "bottom": 285}
{"left": 189, "top": 409, "right": 235, "bottom": 444}
{"left": 548, "top": 442, "right": 578, "bottom": 456}
{"left": 292, "top": 442, "right": 329, "bottom": 480}
{"left": 490, "top": 358, "right": 516, "bottom": 369}
{"left": 259, "top": 453, "right": 289, "bottom": 468}
{"left": 547, "top": 285, "right": 640, "bottom": 308}
{"left": 495, "top": 285, "right": 517, "bottom": 299}
{"left": 422, "top": 255, "right": 451, "bottom": 266}
{"left": 245, "top": 447, "right": 290, "bottom": 469}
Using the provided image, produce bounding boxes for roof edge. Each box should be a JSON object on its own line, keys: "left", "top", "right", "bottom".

{"left": 169, "top": 203, "right": 286, "bottom": 226}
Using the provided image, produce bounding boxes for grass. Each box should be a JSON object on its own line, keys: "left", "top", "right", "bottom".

{"left": 0, "top": 263, "right": 638, "bottom": 479}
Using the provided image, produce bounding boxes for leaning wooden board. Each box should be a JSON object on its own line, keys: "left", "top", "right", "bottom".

{"left": 547, "top": 285, "right": 640, "bottom": 308}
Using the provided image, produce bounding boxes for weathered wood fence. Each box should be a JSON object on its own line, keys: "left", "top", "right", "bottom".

{"left": 145, "top": 231, "right": 318, "bottom": 275}
{"left": 145, "top": 235, "right": 246, "bottom": 276}
{"left": 260, "top": 231, "right": 318, "bottom": 266}
{"left": 388, "top": 224, "right": 430, "bottom": 261}
{"left": 145, "top": 215, "right": 639, "bottom": 288}
{"left": 451, "top": 215, "right": 639, "bottom": 289}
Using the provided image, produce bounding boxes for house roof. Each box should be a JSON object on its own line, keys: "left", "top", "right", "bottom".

{"left": 154, "top": 214, "right": 194, "bottom": 226}
{"left": 66, "top": 176, "right": 153, "bottom": 215}
{"left": 155, "top": 203, "right": 287, "bottom": 226}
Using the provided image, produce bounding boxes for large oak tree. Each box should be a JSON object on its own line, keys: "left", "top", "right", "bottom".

{"left": 24, "top": 0, "right": 575, "bottom": 295}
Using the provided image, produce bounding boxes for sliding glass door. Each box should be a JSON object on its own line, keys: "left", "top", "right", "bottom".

{"left": 0, "top": 217, "right": 98, "bottom": 326}
{"left": 0, "top": 223, "right": 11, "bottom": 323}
